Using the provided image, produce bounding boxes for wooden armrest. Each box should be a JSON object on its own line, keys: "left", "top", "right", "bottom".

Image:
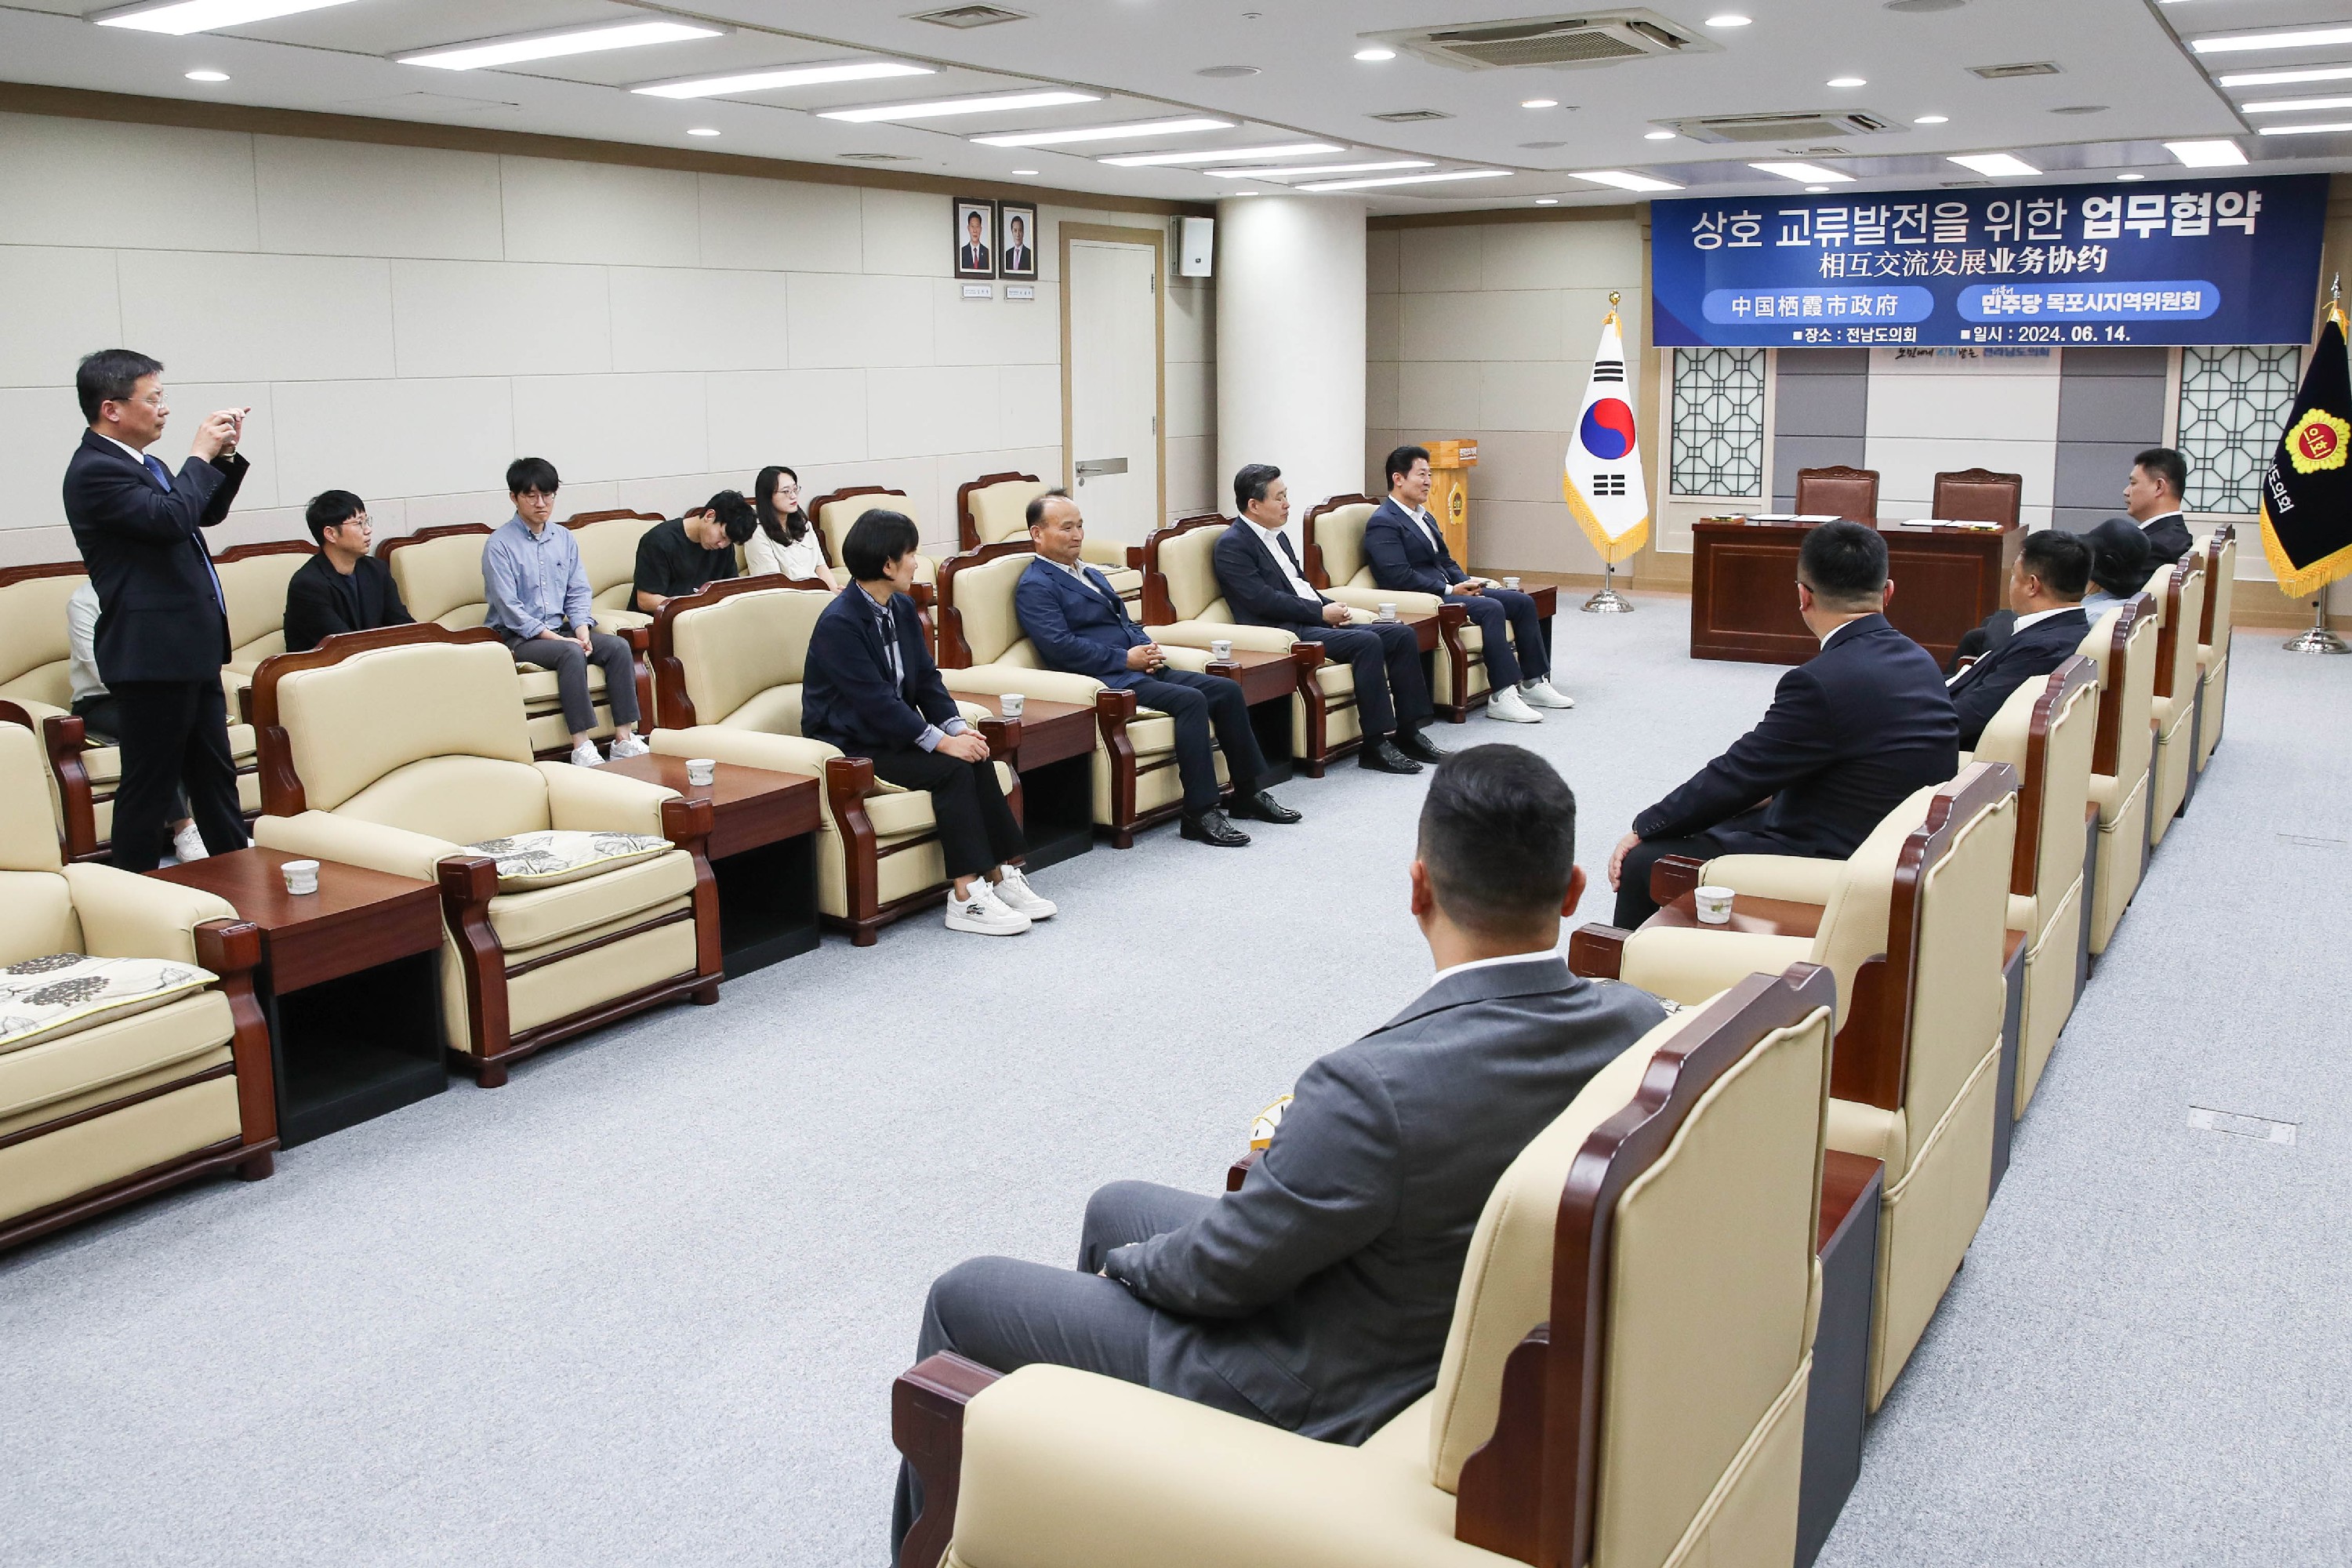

{"left": 1227, "top": 1148, "right": 1262, "bottom": 1192}
{"left": 978, "top": 715, "right": 1022, "bottom": 760}
{"left": 659, "top": 793, "right": 715, "bottom": 855}
{"left": 893, "top": 1350, "right": 1004, "bottom": 1568}
{"left": 619, "top": 624, "right": 649, "bottom": 653}
{"left": 1566, "top": 923, "right": 1629, "bottom": 979}
{"left": 1648, "top": 854, "right": 1708, "bottom": 906}
{"left": 1827, "top": 953, "right": 1900, "bottom": 1109}
{"left": 194, "top": 916, "right": 278, "bottom": 1156}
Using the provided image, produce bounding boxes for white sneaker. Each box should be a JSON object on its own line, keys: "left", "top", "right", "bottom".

{"left": 608, "top": 728, "right": 649, "bottom": 760}
{"left": 1521, "top": 678, "right": 1576, "bottom": 710}
{"left": 172, "top": 823, "right": 209, "bottom": 863}
{"left": 1486, "top": 684, "right": 1543, "bottom": 724}
{"left": 571, "top": 740, "right": 605, "bottom": 768}
{"left": 991, "top": 866, "right": 1057, "bottom": 920}
{"left": 946, "top": 883, "right": 1031, "bottom": 935}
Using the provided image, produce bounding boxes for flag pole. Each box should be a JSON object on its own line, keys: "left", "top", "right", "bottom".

{"left": 2283, "top": 273, "right": 2351, "bottom": 652}
{"left": 1582, "top": 291, "right": 1636, "bottom": 615}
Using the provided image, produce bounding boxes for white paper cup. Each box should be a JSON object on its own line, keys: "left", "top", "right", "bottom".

{"left": 1504, "top": 575, "right": 1522, "bottom": 590}
{"left": 1693, "top": 884, "right": 1735, "bottom": 925}
{"left": 281, "top": 858, "right": 320, "bottom": 896}
{"left": 1209, "top": 639, "right": 1233, "bottom": 660}
{"left": 1000, "top": 692, "right": 1026, "bottom": 719}
{"left": 1377, "top": 601, "right": 1399, "bottom": 622}
{"left": 685, "top": 757, "right": 717, "bottom": 787}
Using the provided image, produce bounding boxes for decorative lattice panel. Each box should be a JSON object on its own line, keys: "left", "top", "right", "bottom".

{"left": 1670, "top": 347, "right": 1766, "bottom": 497}
{"left": 2177, "top": 345, "right": 2299, "bottom": 515}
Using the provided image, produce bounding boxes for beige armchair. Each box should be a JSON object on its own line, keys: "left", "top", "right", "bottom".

{"left": 564, "top": 509, "right": 667, "bottom": 634}
{"left": 2145, "top": 550, "right": 2206, "bottom": 846}
{"left": 247, "top": 623, "right": 720, "bottom": 1087}
{"left": 643, "top": 579, "right": 1018, "bottom": 946}
{"left": 1141, "top": 514, "right": 1359, "bottom": 775}
{"left": 381, "top": 523, "right": 650, "bottom": 758}
{"left": 1303, "top": 493, "right": 1496, "bottom": 724}
{"left": 892, "top": 964, "right": 1837, "bottom": 1568}
{"left": 810, "top": 485, "right": 939, "bottom": 614}
{"left": 1574, "top": 764, "right": 2020, "bottom": 1410}
{"left": 0, "top": 721, "right": 277, "bottom": 1253}
{"left": 956, "top": 471, "right": 1145, "bottom": 607}
{"left": 216, "top": 540, "right": 319, "bottom": 679}
{"left": 2079, "top": 593, "right": 2158, "bottom": 956}
{"left": 2194, "top": 525, "right": 2236, "bottom": 772}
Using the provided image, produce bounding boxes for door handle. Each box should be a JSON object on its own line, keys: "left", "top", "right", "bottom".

{"left": 1074, "top": 457, "right": 1128, "bottom": 487}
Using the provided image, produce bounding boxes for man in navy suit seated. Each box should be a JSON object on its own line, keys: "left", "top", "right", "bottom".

{"left": 1015, "top": 489, "right": 1299, "bottom": 848}
{"left": 2122, "top": 446, "right": 2195, "bottom": 579}
{"left": 1947, "top": 529, "right": 2093, "bottom": 750}
{"left": 1607, "top": 520, "right": 1959, "bottom": 928}
{"left": 1213, "top": 463, "right": 1445, "bottom": 775}
{"left": 1364, "top": 444, "right": 1572, "bottom": 725}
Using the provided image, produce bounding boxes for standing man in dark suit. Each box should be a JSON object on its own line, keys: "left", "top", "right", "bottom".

{"left": 2123, "top": 446, "right": 2195, "bottom": 575}
{"left": 1016, "top": 488, "right": 1298, "bottom": 847}
{"left": 890, "top": 744, "right": 1667, "bottom": 1556}
{"left": 1364, "top": 443, "right": 1571, "bottom": 724}
{"left": 1608, "top": 520, "right": 1958, "bottom": 928}
{"left": 1947, "top": 530, "right": 2092, "bottom": 750}
{"left": 281, "top": 490, "right": 413, "bottom": 654}
{"left": 1213, "top": 463, "right": 1443, "bottom": 775}
{"left": 62, "top": 349, "right": 252, "bottom": 871}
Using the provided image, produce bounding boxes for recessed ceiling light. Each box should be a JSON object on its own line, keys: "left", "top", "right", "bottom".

{"left": 1914, "top": 114, "right": 1949, "bottom": 124}
{"left": 1522, "top": 98, "right": 1559, "bottom": 109}
{"left": 2117, "top": 172, "right": 2145, "bottom": 180}
{"left": 1827, "top": 75, "right": 1867, "bottom": 87}
{"left": 2258, "top": 120, "right": 2352, "bottom": 135}
{"left": 1011, "top": 169, "right": 1037, "bottom": 176}
{"left": 1535, "top": 197, "right": 1559, "bottom": 205}
{"left": 2241, "top": 94, "right": 2352, "bottom": 113}
{"left": 1751, "top": 160, "right": 1853, "bottom": 183}
{"left": 1101, "top": 141, "right": 1341, "bottom": 167}
{"left": 1207, "top": 159, "right": 1434, "bottom": 178}
{"left": 1806, "top": 184, "right": 1829, "bottom": 192}
{"left": 1573, "top": 169, "right": 1683, "bottom": 192}
{"left": 399, "top": 20, "right": 724, "bottom": 71}
{"left": 1947, "top": 151, "right": 2039, "bottom": 176}
{"left": 2166, "top": 138, "right": 2246, "bottom": 166}
{"left": 972, "top": 116, "right": 1231, "bottom": 147}
{"left": 1353, "top": 46, "right": 1396, "bottom": 61}
{"left": 1644, "top": 129, "right": 1676, "bottom": 140}
{"left": 1297, "top": 169, "right": 1512, "bottom": 191}
{"left": 1705, "top": 13, "right": 1752, "bottom": 25}
{"left": 96, "top": 0, "right": 361, "bottom": 34}
{"left": 2218, "top": 64, "right": 2352, "bottom": 87}
{"left": 2191, "top": 25, "right": 2352, "bottom": 53}
{"left": 633, "top": 61, "right": 931, "bottom": 99}
{"left": 821, "top": 89, "right": 1098, "bottom": 123}
{"left": 687, "top": 127, "right": 720, "bottom": 136}
{"left": 184, "top": 68, "right": 229, "bottom": 82}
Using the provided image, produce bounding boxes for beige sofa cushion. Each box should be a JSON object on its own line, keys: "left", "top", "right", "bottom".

{"left": 954, "top": 548, "right": 1039, "bottom": 666}
{"left": 0, "top": 572, "right": 84, "bottom": 713}
{"left": 1154, "top": 527, "right": 1227, "bottom": 623}
{"left": 482, "top": 849, "right": 696, "bottom": 951}
{"left": 216, "top": 549, "right": 312, "bottom": 667}
{"left": 670, "top": 586, "right": 829, "bottom": 728}
{"left": 0, "top": 988, "right": 233, "bottom": 1126}
{"left": 387, "top": 532, "right": 491, "bottom": 626}
{"left": 0, "top": 953, "right": 216, "bottom": 1053}
{"left": 462, "top": 829, "right": 672, "bottom": 891}
{"left": 1313, "top": 502, "right": 1377, "bottom": 588}
{"left": 969, "top": 479, "right": 1050, "bottom": 545}
{"left": 335, "top": 754, "right": 551, "bottom": 846}
{"left": 276, "top": 641, "right": 535, "bottom": 812}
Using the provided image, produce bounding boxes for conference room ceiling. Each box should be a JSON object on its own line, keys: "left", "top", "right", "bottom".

{"left": 5, "top": 0, "right": 2351, "bottom": 212}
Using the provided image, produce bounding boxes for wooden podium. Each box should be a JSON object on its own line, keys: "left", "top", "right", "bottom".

{"left": 1425, "top": 437, "right": 1479, "bottom": 566}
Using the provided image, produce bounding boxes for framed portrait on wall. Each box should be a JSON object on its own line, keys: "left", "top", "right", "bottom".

{"left": 997, "top": 201, "right": 1038, "bottom": 280}
{"left": 953, "top": 198, "right": 997, "bottom": 279}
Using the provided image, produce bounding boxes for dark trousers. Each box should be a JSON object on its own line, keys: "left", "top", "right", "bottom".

{"left": 1129, "top": 668, "right": 1267, "bottom": 813}
{"left": 1460, "top": 588, "right": 1548, "bottom": 687}
{"left": 867, "top": 744, "right": 1026, "bottom": 880}
{"left": 891, "top": 1180, "right": 1214, "bottom": 1559}
{"left": 107, "top": 680, "right": 245, "bottom": 872}
{"left": 505, "top": 626, "right": 640, "bottom": 735}
{"left": 1296, "top": 619, "right": 1431, "bottom": 736}
{"left": 72, "top": 695, "right": 191, "bottom": 823}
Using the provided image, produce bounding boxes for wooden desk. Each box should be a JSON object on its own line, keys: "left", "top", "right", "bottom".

{"left": 1208, "top": 648, "right": 1309, "bottom": 786}
{"left": 151, "top": 848, "right": 444, "bottom": 1149}
{"left": 958, "top": 694, "right": 1099, "bottom": 869}
{"left": 1799, "top": 1149, "right": 1884, "bottom": 1568}
{"left": 601, "top": 754, "right": 822, "bottom": 976}
{"left": 1691, "top": 516, "right": 2022, "bottom": 666}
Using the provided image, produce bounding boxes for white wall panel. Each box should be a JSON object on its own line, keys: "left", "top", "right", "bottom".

{"left": 1401, "top": 289, "right": 1563, "bottom": 365}
{"left": 787, "top": 272, "right": 933, "bottom": 368}
{"left": 119, "top": 250, "right": 395, "bottom": 384}
{"left": 269, "top": 377, "right": 514, "bottom": 503}
{"left": 862, "top": 188, "right": 948, "bottom": 279}
{"left": 1396, "top": 360, "right": 1482, "bottom": 430}
{"left": 1166, "top": 278, "right": 1214, "bottom": 365}
{"left": 706, "top": 368, "right": 868, "bottom": 470}
{"left": 0, "top": 248, "right": 120, "bottom": 389}
{"left": 171, "top": 381, "right": 281, "bottom": 510}
{"left": 696, "top": 173, "right": 863, "bottom": 275}
{"left": 0, "top": 113, "right": 257, "bottom": 252}
{"left": 390, "top": 260, "right": 611, "bottom": 379}
{"left": 608, "top": 266, "right": 791, "bottom": 374}
{"left": 1482, "top": 361, "right": 1576, "bottom": 434}
{"left": 510, "top": 372, "right": 709, "bottom": 486}
{"left": 499, "top": 157, "right": 699, "bottom": 268}
{"left": 933, "top": 284, "right": 1058, "bottom": 368}
{"left": 1396, "top": 226, "right": 1483, "bottom": 294}
{"left": 253, "top": 136, "right": 503, "bottom": 261}
{"left": 1480, "top": 221, "right": 1641, "bottom": 292}
{"left": 1163, "top": 358, "right": 1213, "bottom": 442}
{"left": 866, "top": 367, "right": 1001, "bottom": 460}
{"left": 0, "top": 387, "right": 100, "bottom": 546}
{"left": 998, "top": 364, "right": 1062, "bottom": 452}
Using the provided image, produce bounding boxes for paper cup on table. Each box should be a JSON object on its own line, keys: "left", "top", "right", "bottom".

{"left": 1377, "top": 602, "right": 1398, "bottom": 622}
{"left": 1693, "top": 885, "right": 1735, "bottom": 925}
{"left": 1210, "top": 639, "right": 1233, "bottom": 660}
{"left": 685, "top": 757, "right": 717, "bottom": 787}
{"left": 281, "top": 858, "right": 320, "bottom": 896}
{"left": 1000, "top": 692, "right": 1025, "bottom": 719}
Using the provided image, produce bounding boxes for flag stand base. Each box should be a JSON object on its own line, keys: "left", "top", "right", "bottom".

{"left": 2283, "top": 595, "right": 2349, "bottom": 654}
{"left": 1582, "top": 564, "right": 1635, "bottom": 614}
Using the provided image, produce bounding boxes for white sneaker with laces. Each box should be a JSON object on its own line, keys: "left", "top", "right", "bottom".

{"left": 1486, "top": 684, "right": 1543, "bottom": 724}
{"left": 946, "top": 882, "right": 1031, "bottom": 935}
{"left": 571, "top": 740, "right": 605, "bottom": 768}
{"left": 608, "top": 728, "right": 649, "bottom": 760}
{"left": 1521, "top": 677, "right": 1576, "bottom": 710}
{"left": 172, "top": 823, "right": 209, "bottom": 863}
{"left": 991, "top": 867, "right": 1057, "bottom": 920}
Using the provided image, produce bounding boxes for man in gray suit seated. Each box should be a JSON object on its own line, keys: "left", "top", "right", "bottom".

{"left": 890, "top": 744, "right": 1667, "bottom": 1555}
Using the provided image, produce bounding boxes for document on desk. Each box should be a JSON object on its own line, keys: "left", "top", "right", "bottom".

{"left": 1899, "top": 517, "right": 2001, "bottom": 530}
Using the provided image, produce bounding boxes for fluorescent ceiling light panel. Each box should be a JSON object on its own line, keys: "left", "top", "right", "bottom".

{"left": 633, "top": 61, "right": 931, "bottom": 99}
{"left": 2191, "top": 25, "right": 2352, "bottom": 53}
{"left": 2219, "top": 64, "right": 2352, "bottom": 86}
{"left": 1208, "top": 159, "right": 1432, "bottom": 178}
{"left": 2258, "top": 119, "right": 2352, "bottom": 134}
{"left": 1297, "top": 169, "right": 1512, "bottom": 191}
{"left": 2240, "top": 94, "right": 2352, "bottom": 112}
{"left": 1948, "top": 151, "right": 2040, "bottom": 176}
{"left": 1573, "top": 169, "right": 1683, "bottom": 191}
{"left": 971, "top": 116, "right": 1231, "bottom": 147}
{"left": 96, "top": 0, "right": 361, "bottom": 33}
{"left": 401, "top": 20, "right": 723, "bottom": 71}
{"left": 1100, "top": 141, "right": 1341, "bottom": 166}
{"left": 2165, "top": 138, "right": 2247, "bottom": 166}
{"left": 1751, "top": 161, "right": 1852, "bottom": 183}
{"left": 821, "top": 89, "right": 1098, "bottom": 122}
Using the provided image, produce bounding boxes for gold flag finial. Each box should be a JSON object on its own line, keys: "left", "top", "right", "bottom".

{"left": 1609, "top": 290, "right": 1622, "bottom": 307}
{"left": 2334, "top": 272, "right": 2342, "bottom": 306}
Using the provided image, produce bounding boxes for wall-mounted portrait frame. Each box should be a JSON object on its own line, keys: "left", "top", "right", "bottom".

{"left": 997, "top": 201, "right": 1039, "bottom": 281}
{"left": 953, "top": 197, "right": 997, "bottom": 280}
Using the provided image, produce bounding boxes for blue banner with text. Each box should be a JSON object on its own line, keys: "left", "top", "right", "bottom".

{"left": 1651, "top": 174, "right": 2325, "bottom": 348}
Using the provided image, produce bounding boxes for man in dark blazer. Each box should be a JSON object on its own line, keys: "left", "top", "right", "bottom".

{"left": 2123, "top": 446, "right": 2195, "bottom": 575}
{"left": 1214, "top": 463, "right": 1443, "bottom": 775}
{"left": 891, "top": 744, "right": 1667, "bottom": 1555}
{"left": 1608, "top": 520, "right": 1959, "bottom": 928}
{"left": 1365, "top": 444, "right": 1570, "bottom": 725}
{"left": 62, "top": 349, "right": 252, "bottom": 871}
{"left": 958, "top": 209, "right": 992, "bottom": 274}
{"left": 1015, "top": 488, "right": 1298, "bottom": 847}
{"left": 282, "top": 489, "right": 413, "bottom": 654}
{"left": 1947, "top": 530, "right": 2092, "bottom": 750}
{"left": 1000, "top": 214, "right": 1033, "bottom": 275}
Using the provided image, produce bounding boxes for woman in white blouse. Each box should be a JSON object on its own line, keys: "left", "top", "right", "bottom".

{"left": 746, "top": 464, "right": 837, "bottom": 587}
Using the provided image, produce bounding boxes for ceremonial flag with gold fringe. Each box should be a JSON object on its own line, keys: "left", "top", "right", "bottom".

{"left": 1563, "top": 306, "right": 1649, "bottom": 564}
{"left": 2259, "top": 300, "right": 2352, "bottom": 598}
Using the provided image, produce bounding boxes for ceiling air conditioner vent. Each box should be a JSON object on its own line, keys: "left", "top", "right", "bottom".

{"left": 908, "top": 5, "right": 1028, "bottom": 27}
{"left": 841, "top": 151, "right": 920, "bottom": 162}
{"left": 1370, "top": 108, "right": 1455, "bottom": 122}
{"left": 1666, "top": 110, "right": 1900, "bottom": 143}
{"left": 1363, "top": 10, "right": 1716, "bottom": 71}
{"left": 1969, "top": 60, "right": 2061, "bottom": 79}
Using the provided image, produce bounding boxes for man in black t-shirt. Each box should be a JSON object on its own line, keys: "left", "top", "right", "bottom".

{"left": 633, "top": 490, "right": 757, "bottom": 614}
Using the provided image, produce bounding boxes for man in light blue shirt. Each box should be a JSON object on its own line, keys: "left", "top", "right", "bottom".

{"left": 482, "top": 457, "right": 646, "bottom": 767}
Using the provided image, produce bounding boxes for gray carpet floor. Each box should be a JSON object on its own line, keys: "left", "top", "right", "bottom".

{"left": 2, "top": 596, "right": 2342, "bottom": 1567}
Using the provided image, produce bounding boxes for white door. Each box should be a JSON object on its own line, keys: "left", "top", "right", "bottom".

{"left": 1066, "top": 238, "right": 1161, "bottom": 546}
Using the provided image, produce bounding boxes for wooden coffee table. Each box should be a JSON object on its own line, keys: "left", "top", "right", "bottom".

{"left": 1210, "top": 648, "right": 1312, "bottom": 786}
{"left": 600, "top": 753, "right": 822, "bottom": 976}
{"left": 960, "top": 694, "right": 1098, "bottom": 869}
{"left": 150, "top": 848, "right": 445, "bottom": 1149}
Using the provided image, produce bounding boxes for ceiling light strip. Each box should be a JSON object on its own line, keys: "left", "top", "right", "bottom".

{"left": 2218, "top": 64, "right": 2352, "bottom": 87}
{"left": 633, "top": 61, "right": 931, "bottom": 100}
{"left": 1947, "top": 151, "right": 2040, "bottom": 176}
{"left": 2257, "top": 120, "right": 2352, "bottom": 135}
{"left": 1750, "top": 161, "right": 1852, "bottom": 183}
{"left": 2165, "top": 139, "right": 2247, "bottom": 166}
{"left": 2238, "top": 94, "right": 2352, "bottom": 113}
{"left": 971, "top": 117, "right": 1232, "bottom": 148}
{"left": 401, "top": 20, "right": 724, "bottom": 71}
{"left": 1295, "top": 169, "right": 1513, "bottom": 192}
{"left": 2190, "top": 25, "right": 2352, "bottom": 53}
{"left": 1207, "top": 160, "right": 1433, "bottom": 179}
{"left": 1573, "top": 169, "right": 1682, "bottom": 192}
{"left": 95, "top": 0, "right": 362, "bottom": 34}
{"left": 821, "top": 90, "right": 1098, "bottom": 123}
{"left": 1099, "top": 142, "right": 1341, "bottom": 167}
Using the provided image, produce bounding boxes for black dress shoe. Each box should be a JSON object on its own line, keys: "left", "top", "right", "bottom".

{"left": 1395, "top": 727, "right": 1450, "bottom": 764}
{"left": 1181, "top": 809, "right": 1252, "bottom": 846}
{"left": 1231, "top": 789, "right": 1301, "bottom": 824}
{"left": 1359, "top": 737, "right": 1424, "bottom": 775}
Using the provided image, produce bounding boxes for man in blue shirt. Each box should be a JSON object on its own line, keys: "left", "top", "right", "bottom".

{"left": 481, "top": 457, "right": 647, "bottom": 767}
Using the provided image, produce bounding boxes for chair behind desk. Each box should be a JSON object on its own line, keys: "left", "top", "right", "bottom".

{"left": 1930, "top": 468, "right": 2023, "bottom": 528}
{"left": 1792, "top": 466, "right": 1880, "bottom": 521}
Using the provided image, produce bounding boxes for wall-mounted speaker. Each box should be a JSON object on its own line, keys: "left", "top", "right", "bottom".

{"left": 1177, "top": 216, "right": 1214, "bottom": 278}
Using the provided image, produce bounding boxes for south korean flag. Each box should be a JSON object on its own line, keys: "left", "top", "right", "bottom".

{"left": 1563, "top": 310, "right": 1650, "bottom": 564}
